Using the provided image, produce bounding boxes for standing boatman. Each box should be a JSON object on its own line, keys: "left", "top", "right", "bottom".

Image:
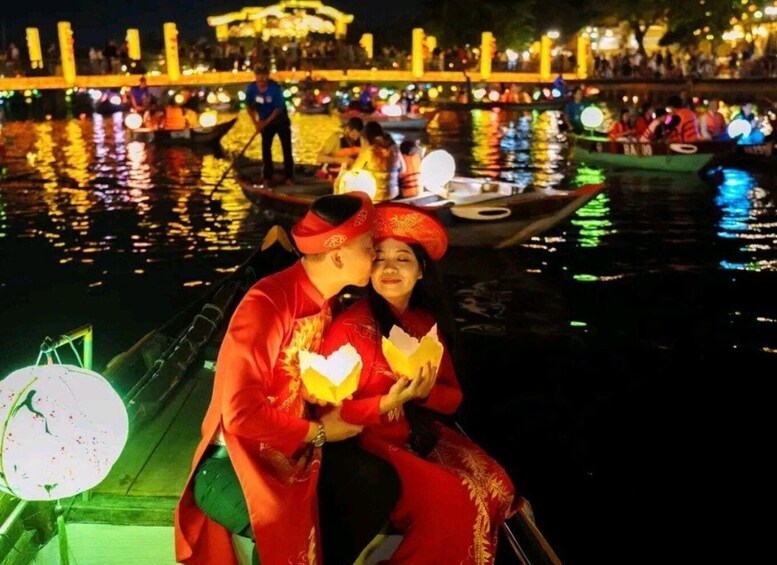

{"left": 245, "top": 66, "right": 294, "bottom": 185}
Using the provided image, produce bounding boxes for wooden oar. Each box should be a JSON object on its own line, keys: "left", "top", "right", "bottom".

{"left": 207, "top": 130, "right": 260, "bottom": 199}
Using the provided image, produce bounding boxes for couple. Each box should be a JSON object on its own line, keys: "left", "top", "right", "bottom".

{"left": 175, "top": 192, "right": 517, "bottom": 564}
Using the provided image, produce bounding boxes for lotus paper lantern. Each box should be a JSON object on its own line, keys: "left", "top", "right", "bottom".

{"left": 0, "top": 364, "right": 128, "bottom": 501}
{"left": 298, "top": 344, "right": 362, "bottom": 405}
{"left": 420, "top": 150, "right": 456, "bottom": 194}
{"left": 341, "top": 170, "right": 378, "bottom": 200}
{"left": 381, "top": 324, "right": 444, "bottom": 380}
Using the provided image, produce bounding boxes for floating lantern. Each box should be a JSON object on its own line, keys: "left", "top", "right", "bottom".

{"left": 124, "top": 113, "right": 143, "bottom": 130}
{"left": 217, "top": 92, "right": 230, "bottom": 104}
{"left": 381, "top": 324, "right": 444, "bottom": 380}
{"left": 420, "top": 150, "right": 456, "bottom": 194}
{"left": 727, "top": 118, "right": 752, "bottom": 139}
{"left": 581, "top": 106, "right": 604, "bottom": 129}
{"left": 488, "top": 90, "right": 500, "bottom": 102}
{"left": 381, "top": 104, "right": 403, "bottom": 117}
{"left": 206, "top": 92, "right": 217, "bottom": 105}
{"left": 298, "top": 344, "right": 362, "bottom": 405}
{"left": 174, "top": 93, "right": 185, "bottom": 105}
{"left": 341, "top": 170, "right": 378, "bottom": 200}
{"left": 198, "top": 111, "right": 218, "bottom": 128}
{"left": 0, "top": 364, "right": 128, "bottom": 501}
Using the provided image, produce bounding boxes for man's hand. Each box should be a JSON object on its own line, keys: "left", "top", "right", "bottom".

{"left": 254, "top": 118, "right": 266, "bottom": 132}
{"left": 320, "top": 406, "right": 363, "bottom": 442}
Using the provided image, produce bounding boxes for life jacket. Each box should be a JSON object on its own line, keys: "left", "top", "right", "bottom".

{"left": 703, "top": 111, "right": 726, "bottom": 139}
{"left": 669, "top": 107, "right": 699, "bottom": 143}
{"left": 325, "top": 136, "right": 362, "bottom": 179}
{"left": 164, "top": 106, "right": 187, "bottom": 130}
{"left": 634, "top": 116, "right": 650, "bottom": 137}
{"left": 639, "top": 117, "right": 664, "bottom": 143}
{"left": 608, "top": 121, "right": 630, "bottom": 142}
{"left": 398, "top": 152, "right": 421, "bottom": 198}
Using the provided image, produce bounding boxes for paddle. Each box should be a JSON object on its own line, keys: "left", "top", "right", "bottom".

{"left": 208, "top": 129, "right": 260, "bottom": 199}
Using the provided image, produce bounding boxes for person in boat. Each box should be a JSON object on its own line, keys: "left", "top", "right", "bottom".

{"left": 320, "top": 203, "right": 518, "bottom": 564}
{"left": 246, "top": 66, "right": 294, "bottom": 185}
{"left": 608, "top": 108, "right": 635, "bottom": 142}
{"left": 161, "top": 98, "right": 197, "bottom": 131}
{"left": 349, "top": 121, "right": 401, "bottom": 202}
{"left": 398, "top": 139, "right": 422, "bottom": 198}
{"left": 561, "top": 87, "right": 585, "bottom": 133}
{"left": 634, "top": 102, "right": 655, "bottom": 138}
{"left": 667, "top": 95, "right": 699, "bottom": 143}
{"left": 699, "top": 98, "right": 727, "bottom": 140}
{"left": 639, "top": 107, "right": 675, "bottom": 143}
{"left": 129, "top": 76, "right": 151, "bottom": 125}
{"left": 731, "top": 102, "right": 766, "bottom": 144}
{"left": 359, "top": 84, "right": 376, "bottom": 114}
{"left": 316, "top": 116, "right": 365, "bottom": 181}
{"left": 175, "top": 192, "right": 401, "bottom": 565}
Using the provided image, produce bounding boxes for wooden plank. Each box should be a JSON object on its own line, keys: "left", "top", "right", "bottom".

{"left": 128, "top": 366, "right": 215, "bottom": 497}
{"left": 95, "top": 375, "right": 198, "bottom": 496}
{"left": 66, "top": 494, "right": 177, "bottom": 527}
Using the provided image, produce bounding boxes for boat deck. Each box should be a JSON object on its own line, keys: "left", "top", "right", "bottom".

{"left": 69, "top": 351, "right": 220, "bottom": 526}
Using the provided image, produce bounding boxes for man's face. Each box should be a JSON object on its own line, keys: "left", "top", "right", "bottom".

{"left": 345, "top": 127, "right": 361, "bottom": 142}
{"left": 709, "top": 100, "right": 719, "bottom": 112}
{"left": 337, "top": 231, "right": 375, "bottom": 287}
{"left": 256, "top": 73, "right": 269, "bottom": 90}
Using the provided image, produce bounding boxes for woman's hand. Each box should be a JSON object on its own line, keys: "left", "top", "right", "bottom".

{"left": 319, "top": 406, "right": 363, "bottom": 442}
{"left": 413, "top": 361, "right": 438, "bottom": 400}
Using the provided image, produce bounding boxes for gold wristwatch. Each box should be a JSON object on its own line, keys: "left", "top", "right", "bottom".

{"left": 312, "top": 421, "right": 326, "bottom": 447}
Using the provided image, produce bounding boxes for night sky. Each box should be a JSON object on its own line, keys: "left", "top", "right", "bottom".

{"left": 1, "top": 0, "right": 419, "bottom": 48}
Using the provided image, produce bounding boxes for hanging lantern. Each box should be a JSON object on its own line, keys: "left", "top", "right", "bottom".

{"left": 0, "top": 364, "right": 128, "bottom": 501}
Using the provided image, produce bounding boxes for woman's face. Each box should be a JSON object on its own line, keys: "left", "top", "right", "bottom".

{"left": 371, "top": 238, "right": 422, "bottom": 306}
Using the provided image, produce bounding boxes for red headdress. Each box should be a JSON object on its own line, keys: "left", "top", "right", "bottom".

{"left": 291, "top": 191, "right": 376, "bottom": 254}
{"left": 374, "top": 203, "right": 448, "bottom": 261}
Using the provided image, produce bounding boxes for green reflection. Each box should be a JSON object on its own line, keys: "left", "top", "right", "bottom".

{"left": 571, "top": 192, "right": 612, "bottom": 248}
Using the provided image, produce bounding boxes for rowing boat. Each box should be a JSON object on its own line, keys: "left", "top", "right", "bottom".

{"left": 570, "top": 134, "right": 736, "bottom": 173}
{"left": 128, "top": 118, "right": 237, "bottom": 146}
{"left": 236, "top": 162, "right": 605, "bottom": 249}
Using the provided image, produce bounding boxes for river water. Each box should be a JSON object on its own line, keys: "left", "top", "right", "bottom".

{"left": 1, "top": 109, "right": 775, "bottom": 563}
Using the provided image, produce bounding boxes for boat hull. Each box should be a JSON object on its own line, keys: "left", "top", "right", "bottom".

{"left": 570, "top": 135, "right": 734, "bottom": 172}
{"left": 129, "top": 118, "right": 236, "bottom": 146}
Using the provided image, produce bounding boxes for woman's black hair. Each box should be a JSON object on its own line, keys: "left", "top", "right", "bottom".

{"left": 365, "top": 243, "right": 454, "bottom": 457}
{"left": 364, "top": 121, "right": 385, "bottom": 144}
{"left": 310, "top": 193, "right": 362, "bottom": 226}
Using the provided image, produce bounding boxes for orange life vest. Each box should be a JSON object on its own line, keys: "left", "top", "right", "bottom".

{"left": 669, "top": 108, "right": 699, "bottom": 143}
{"left": 703, "top": 111, "right": 726, "bottom": 138}
{"left": 164, "top": 106, "right": 187, "bottom": 130}
{"left": 399, "top": 152, "right": 421, "bottom": 198}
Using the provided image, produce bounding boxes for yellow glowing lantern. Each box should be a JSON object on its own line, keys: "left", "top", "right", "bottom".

{"left": 341, "top": 170, "right": 378, "bottom": 200}
{"left": 428, "top": 87, "right": 439, "bottom": 100}
{"left": 581, "top": 106, "right": 604, "bottom": 130}
{"left": 298, "top": 344, "right": 362, "bottom": 405}
{"left": 206, "top": 92, "right": 218, "bottom": 104}
{"left": 164, "top": 22, "right": 180, "bottom": 82}
{"left": 124, "top": 113, "right": 143, "bottom": 129}
{"left": 198, "top": 111, "right": 218, "bottom": 128}
{"left": 0, "top": 364, "right": 128, "bottom": 501}
{"left": 217, "top": 92, "right": 231, "bottom": 104}
{"left": 420, "top": 149, "right": 456, "bottom": 194}
{"left": 174, "top": 93, "right": 185, "bottom": 105}
{"left": 126, "top": 29, "right": 141, "bottom": 60}
{"left": 381, "top": 104, "right": 403, "bottom": 117}
{"left": 381, "top": 324, "right": 444, "bottom": 381}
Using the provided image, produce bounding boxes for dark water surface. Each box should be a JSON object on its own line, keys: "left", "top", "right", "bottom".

{"left": 2, "top": 110, "right": 776, "bottom": 563}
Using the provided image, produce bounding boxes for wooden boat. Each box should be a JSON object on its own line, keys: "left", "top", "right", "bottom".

{"left": 298, "top": 103, "right": 331, "bottom": 115}
{"left": 570, "top": 134, "right": 737, "bottom": 173}
{"left": 129, "top": 118, "right": 237, "bottom": 146}
{"left": 0, "top": 234, "right": 563, "bottom": 565}
{"left": 237, "top": 162, "right": 605, "bottom": 249}
{"left": 340, "top": 111, "right": 433, "bottom": 131}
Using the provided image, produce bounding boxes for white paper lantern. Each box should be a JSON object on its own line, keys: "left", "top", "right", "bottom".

{"left": 109, "top": 95, "right": 122, "bottom": 106}
{"left": 381, "top": 104, "right": 403, "bottom": 117}
{"left": 727, "top": 118, "right": 752, "bottom": 139}
{"left": 581, "top": 106, "right": 604, "bottom": 130}
{"left": 420, "top": 149, "right": 456, "bottom": 194}
{"left": 341, "top": 170, "right": 377, "bottom": 200}
{"left": 0, "top": 364, "right": 128, "bottom": 501}
{"left": 198, "top": 111, "right": 218, "bottom": 128}
{"left": 124, "top": 113, "right": 143, "bottom": 130}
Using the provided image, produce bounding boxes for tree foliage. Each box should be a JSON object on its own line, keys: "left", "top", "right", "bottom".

{"left": 422, "top": 0, "right": 535, "bottom": 49}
